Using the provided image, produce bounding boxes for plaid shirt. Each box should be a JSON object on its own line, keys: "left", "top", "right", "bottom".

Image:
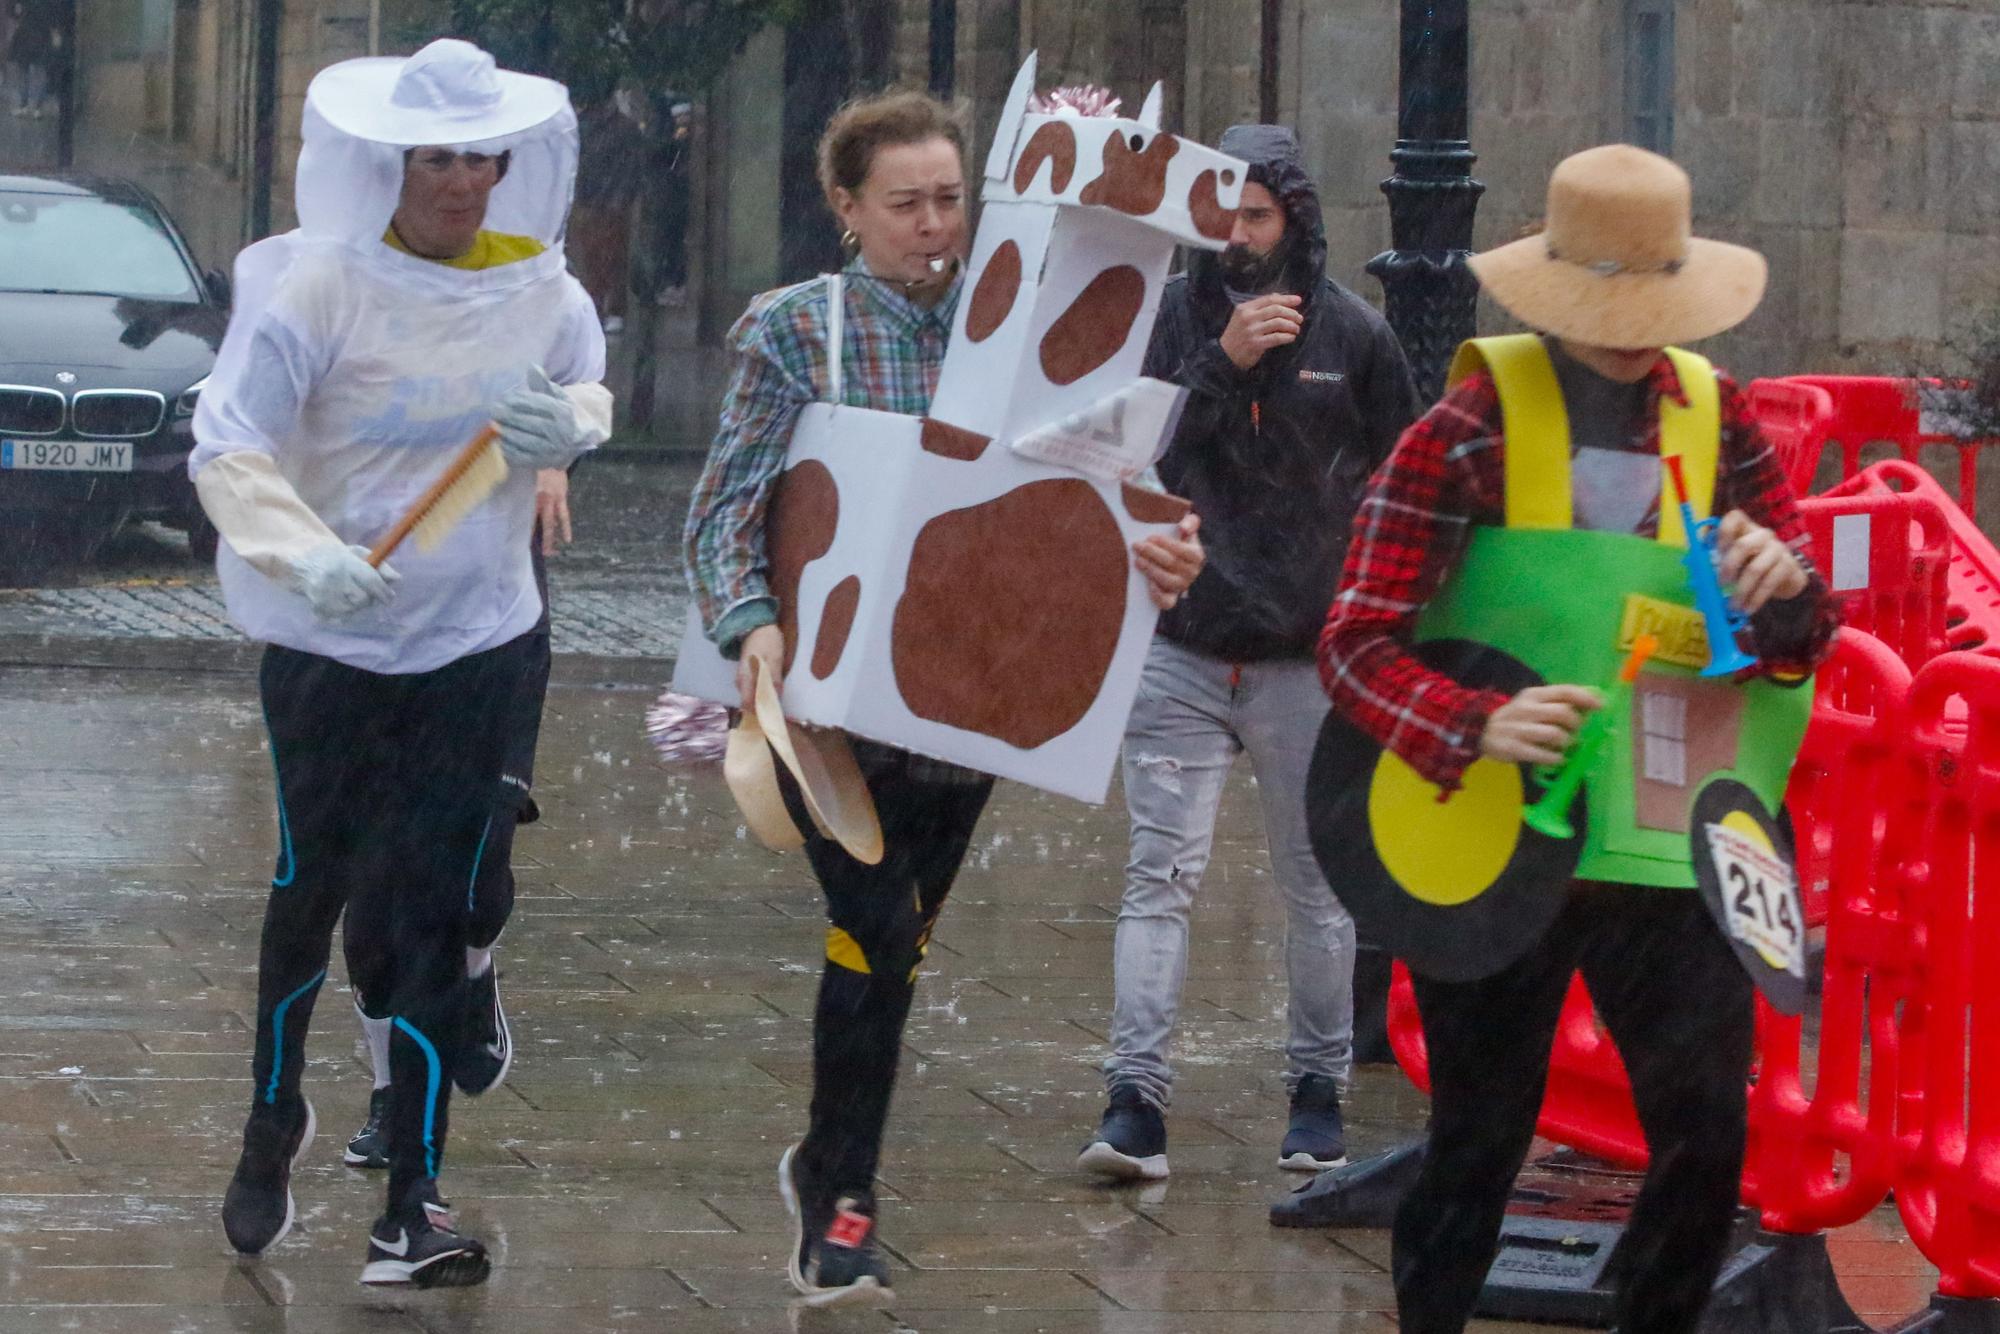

{"left": 683, "top": 257, "right": 961, "bottom": 650}
{"left": 682, "top": 258, "right": 983, "bottom": 786}
{"left": 1318, "top": 351, "right": 1840, "bottom": 793}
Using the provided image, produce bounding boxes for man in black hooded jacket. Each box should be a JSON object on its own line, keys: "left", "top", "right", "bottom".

{"left": 1080, "top": 124, "right": 1421, "bottom": 1182}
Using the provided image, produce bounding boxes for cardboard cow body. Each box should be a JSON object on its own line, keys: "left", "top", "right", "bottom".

{"left": 676, "top": 57, "right": 1245, "bottom": 803}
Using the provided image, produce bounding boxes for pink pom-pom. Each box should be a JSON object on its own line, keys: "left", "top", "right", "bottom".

{"left": 645, "top": 690, "right": 731, "bottom": 766}
{"left": 1028, "top": 85, "right": 1123, "bottom": 118}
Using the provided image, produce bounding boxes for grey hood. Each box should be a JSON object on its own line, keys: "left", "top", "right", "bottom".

{"left": 1188, "top": 123, "right": 1328, "bottom": 309}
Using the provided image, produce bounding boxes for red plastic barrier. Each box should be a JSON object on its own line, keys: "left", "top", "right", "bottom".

{"left": 1825, "top": 461, "right": 2000, "bottom": 664}
{"left": 1745, "top": 377, "right": 1836, "bottom": 498}
{"left": 1387, "top": 966, "right": 1648, "bottom": 1171}
{"left": 1793, "top": 482, "right": 1952, "bottom": 680}
{"left": 1890, "top": 651, "right": 2000, "bottom": 1298}
{"left": 1746, "top": 630, "right": 1916, "bottom": 1234}
{"left": 1764, "top": 374, "right": 2000, "bottom": 528}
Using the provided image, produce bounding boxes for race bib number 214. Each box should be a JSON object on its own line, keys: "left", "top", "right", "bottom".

{"left": 1706, "top": 823, "right": 1803, "bottom": 977}
{"left": 1688, "top": 780, "right": 1809, "bottom": 1016}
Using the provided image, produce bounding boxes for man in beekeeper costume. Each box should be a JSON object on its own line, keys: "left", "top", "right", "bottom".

{"left": 190, "top": 39, "right": 611, "bottom": 1287}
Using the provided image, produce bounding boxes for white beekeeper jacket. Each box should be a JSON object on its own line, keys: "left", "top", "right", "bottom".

{"left": 191, "top": 40, "right": 612, "bottom": 674}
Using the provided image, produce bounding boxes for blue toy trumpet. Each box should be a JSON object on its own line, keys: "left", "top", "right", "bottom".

{"left": 1664, "top": 454, "right": 1759, "bottom": 678}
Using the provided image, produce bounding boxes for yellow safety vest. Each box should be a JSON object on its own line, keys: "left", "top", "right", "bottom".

{"left": 1445, "top": 334, "right": 1721, "bottom": 548}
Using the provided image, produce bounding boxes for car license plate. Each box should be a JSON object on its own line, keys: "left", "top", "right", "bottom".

{"left": 0, "top": 439, "right": 133, "bottom": 472}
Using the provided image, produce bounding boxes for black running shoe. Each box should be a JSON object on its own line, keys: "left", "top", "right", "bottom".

{"left": 1077, "top": 1087, "right": 1169, "bottom": 1181}
{"left": 453, "top": 966, "right": 512, "bottom": 1096}
{"left": 1279, "top": 1073, "right": 1348, "bottom": 1172}
{"left": 222, "top": 1098, "right": 316, "bottom": 1255}
{"left": 777, "top": 1143, "right": 894, "bottom": 1307}
{"left": 360, "top": 1180, "right": 490, "bottom": 1288}
{"left": 344, "top": 1088, "right": 390, "bottom": 1169}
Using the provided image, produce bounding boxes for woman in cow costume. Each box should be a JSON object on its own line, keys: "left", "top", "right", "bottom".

{"left": 683, "top": 90, "right": 1204, "bottom": 1306}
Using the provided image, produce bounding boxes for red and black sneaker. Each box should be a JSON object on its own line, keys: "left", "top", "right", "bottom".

{"left": 777, "top": 1143, "right": 894, "bottom": 1307}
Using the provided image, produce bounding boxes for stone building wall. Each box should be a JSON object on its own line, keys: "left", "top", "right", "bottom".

{"left": 1268, "top": 0, "right": 1995, "bottom": 381}
{"left": 889, "top": 0, "right": 934, "bottom": 88}
{"left": 64, "top": 0, "right": 2000, "bottom": 393}
{"left": 71, "top": 0, "right": 387, "bottom": 258}
{"left": 896, "top": 0, "right": 1993, "bottom": 383}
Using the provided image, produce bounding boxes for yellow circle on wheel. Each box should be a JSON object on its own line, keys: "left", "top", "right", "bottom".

{"left": 1720, "top": 809, "right": 1775, "bottom": 854}
{"left": 1367, "top": 751, "right": 1525, "bottom": 907}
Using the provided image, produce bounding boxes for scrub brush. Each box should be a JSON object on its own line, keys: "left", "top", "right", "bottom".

{"left": 366, "top": 425, "right": 507, "bottom": 566}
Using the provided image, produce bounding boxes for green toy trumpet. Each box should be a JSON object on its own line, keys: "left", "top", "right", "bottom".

{"left": 1523, "top": 633, "right": 1660, "bottom": 840}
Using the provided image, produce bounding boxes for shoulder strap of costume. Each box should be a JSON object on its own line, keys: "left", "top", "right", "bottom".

{"left": 824, "top": 273, "right": 844, "bottom": 405}
{"left": 1449, "top": 335, "right": 1572, "bottom": 531}
{"left": 1656, "top": 347, "right": 1721, "bottom": 550}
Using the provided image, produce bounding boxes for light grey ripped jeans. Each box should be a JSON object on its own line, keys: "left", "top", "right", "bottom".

{"left": 1104, "top": 636, "right": 1355, "bottom": 1109}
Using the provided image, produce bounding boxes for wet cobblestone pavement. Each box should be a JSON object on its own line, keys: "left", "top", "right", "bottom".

{"left": 0, "top": 469, "right": 1942, "bottom": 1330}
{"left": 0, "top": 662, "right": 1452, "bottom": 1332}
{"left": 0, "top": 663, "right": 1943, "bottom": 1332}
{"left": 0, "top": 458, "right": 698, "bottom": 664}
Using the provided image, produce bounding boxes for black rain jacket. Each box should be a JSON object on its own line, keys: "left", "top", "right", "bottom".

{"left": 1144, "top": 124, "right": 1423, "bottom": 661}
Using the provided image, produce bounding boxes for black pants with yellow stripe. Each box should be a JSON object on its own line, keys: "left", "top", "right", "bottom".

{"left": 253, "top": 634, "right": 532, "bottom": 1212}
{"left": 776, "top": 741, "right": 994, "bottom": 1197}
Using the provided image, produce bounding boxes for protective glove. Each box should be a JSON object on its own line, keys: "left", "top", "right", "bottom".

{"left": 492, "top": 366, "right": 584, "bottom": 471}
{"left": 287, "top": 542, "right": 400, "bottom": 621}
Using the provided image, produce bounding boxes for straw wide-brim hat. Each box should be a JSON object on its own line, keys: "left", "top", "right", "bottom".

{"left": 1468, "top": 144, "right": 1767, "bottom": 349}
{"left": 308, "top": 38, "right": 568, "bottom": 147}
{"left": 724, "top": 659, "right": 884, "bottom": 866}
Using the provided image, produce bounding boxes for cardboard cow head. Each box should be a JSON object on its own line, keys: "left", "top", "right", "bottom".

{"left": 930, "top": 55, "right": 1247, "bottom": 445}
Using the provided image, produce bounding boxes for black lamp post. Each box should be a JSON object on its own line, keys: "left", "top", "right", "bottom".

{"left": 1366, "top": 0, "right": 1484, "bottom": 402}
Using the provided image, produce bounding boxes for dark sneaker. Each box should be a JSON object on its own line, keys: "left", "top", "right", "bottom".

{"left": 1279, "top": 1073, "right": 1348, "bottom": 1171}
{"left": 453, "top": 966, "right": 512, "bottom": 1096}
{"left": 1077, "top": 1088, "right": 1169, "bottom": 1181}
{"left": 360, "top": 1180, "right": 490, "bottom": 1288}
{"left": 343, "top": 1088, "right": 390, "bottom": 1168}
{"left": 222, "top": 1098, "right": 316, "bottom": 1255}
{"left": 777, "top": 1143, "right": 894, "bottom": 1308}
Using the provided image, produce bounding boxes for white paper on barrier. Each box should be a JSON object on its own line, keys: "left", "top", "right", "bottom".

{"left": 1831, "top": 513, "right": 1871, "bottom": 593}
{"left": 1009, "top": 378, "right": 1188, "bottom": 483}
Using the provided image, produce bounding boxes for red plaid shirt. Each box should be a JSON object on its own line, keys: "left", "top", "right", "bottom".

{"left": 1317, "top": 353, "right": 1840, "bottom": 793}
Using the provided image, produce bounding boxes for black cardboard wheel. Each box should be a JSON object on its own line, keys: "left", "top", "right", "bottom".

{"left": 1690, "top": 779, "right": 1808, "bottom": 1016}
{"left": 1306, "top": 640, "right": 1584, "bottom": 984}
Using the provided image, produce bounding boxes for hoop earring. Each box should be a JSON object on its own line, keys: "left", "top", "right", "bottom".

{"left": 840, "top": 228, "right": 859, "bottom": 253}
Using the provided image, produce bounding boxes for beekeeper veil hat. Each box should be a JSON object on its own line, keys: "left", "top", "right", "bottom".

{"left": 296, "top": 39, "right": 578, "bottom": 251}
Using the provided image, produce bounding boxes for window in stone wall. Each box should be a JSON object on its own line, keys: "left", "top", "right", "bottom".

{"left": 1625, "top": 0, "right": 1676, "bottom": 156}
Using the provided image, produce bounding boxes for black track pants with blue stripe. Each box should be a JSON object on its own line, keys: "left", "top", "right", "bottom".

{"left": 252, "top": 634, "right": 532, "bottom": 1211}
